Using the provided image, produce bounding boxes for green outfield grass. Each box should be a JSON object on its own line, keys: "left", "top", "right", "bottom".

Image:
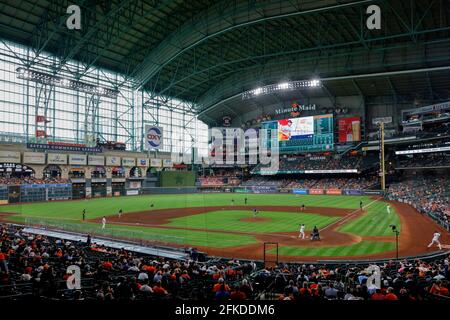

{"left": 0, "top": 193, "right": 400, "bottom": 258}
{"left": 6, "top": 216, "right": 257, "bottom": 248}
{"left": 338, "top": 200, "right": 401, "bottom": 236}
{"left": 0, "top": 193, "right": 369, "bottom": 219}
{"left": 270, "top": 241, "right": 395, "bottom": 257}
{"left": 166, "top": 210, "right": 338, "bottom": 233}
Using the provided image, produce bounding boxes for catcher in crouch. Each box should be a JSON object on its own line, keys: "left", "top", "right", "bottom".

{"left": 310, "top": 225, "right": 320, "bottom": 241}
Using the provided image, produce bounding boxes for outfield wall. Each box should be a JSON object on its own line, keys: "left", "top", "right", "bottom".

{"left": 0, "top": 183, "right": 383, "bottom": 205}
{"left": 142, "top": 187, "right": 198, "bottom": 194}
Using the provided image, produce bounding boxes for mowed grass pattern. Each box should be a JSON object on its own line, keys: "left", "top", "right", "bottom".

{"left": 271, "top": 241, "right": 395, "bottom": 257}
{"left": 166, "top": 210, "right": 338, "bottom": 233}
{"left": 7, "top": 215, "right": 257, "bottom": 248}
{"left": 0, "top": 193, "right": 370, "bottom": 220}
{"left": 0, "top": 194, "right": 401, "bottom": 257}
{"left": 338, "top": 200, "right": 401, "bottom": 236}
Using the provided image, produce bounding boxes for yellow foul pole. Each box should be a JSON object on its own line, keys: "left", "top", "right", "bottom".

{"left": 380, "top": 122, "right": 386, "bottom": 191}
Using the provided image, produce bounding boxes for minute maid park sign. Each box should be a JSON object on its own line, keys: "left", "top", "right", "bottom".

{"left": 275, "top": 103, "right": 317, "bottom": 116}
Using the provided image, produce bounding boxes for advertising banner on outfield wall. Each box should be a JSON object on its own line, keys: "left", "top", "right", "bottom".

{"left": 162, "top": 159, "right": 173, "bottom": 167}
{"left": 325, "top": 189, "right": 342, "bottom": 195}
{"left": 304, "top": 169, "right": 358, "bottom": 174}
{"left": 23, "top": 152, "right": 46, "bottom": 164}
{"left": 137, "top": 158, "right": 148, "bottom": 167}
{"left": 122, "top": 157, "right": 136, "bottom": 166}
{"left": 0, "top": 151, "right": 21, "bottom": 163}
{"left": 343, "top": 189, "right": 363, "bottom": 196}
{"left": 145, "top": 125, "right": 163, "bottom": 150}
{"left": 292, "top": 189, "right": 308, "bottom": 195}
{"left": 250, "top": 186, "right": 277, "bottom": 193}
{"left": 363, "top": 190, "right": 383, "bottom": 196}
{"left": 88, "top": 155, "right": 105, "bottom": 166}
{"left": 150, "top": 158, "right": 162, "bottom": 167}
{"left": 69, "top": 154, "right": 87, "bottom": 165}
{"left": 338, "top": 117, "right": 361, "bottom": 143}
{"left": 234, "top": 188, "right": 249, "bottom": 193}
{"left": 129, "top": 181, "right": 142, "bottom": 189}
{"left": 106, "top": 156, "right": 121, "bottom": 166}
{"left": 309, "top": 189, "right": 324, "bottom": 195}
{"left": 47, "top": 153, "right": 67, "bottom": 164}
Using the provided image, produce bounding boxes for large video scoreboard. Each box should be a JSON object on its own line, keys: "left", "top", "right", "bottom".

{"left": 261, "top": 114, "right": 334, "bottom": 152}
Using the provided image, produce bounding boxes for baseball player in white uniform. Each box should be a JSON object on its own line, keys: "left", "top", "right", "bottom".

{"left": 298, "top": 224, "right": 306, "bottom": 239}
{"left": 386, "top": 204, "right": 391, "bottom": 215}
{"left": 101, "top": 216, "right": 106, "bottom": 230}
{"left": 428, "top": 231, "right": 442, "bottom": 250}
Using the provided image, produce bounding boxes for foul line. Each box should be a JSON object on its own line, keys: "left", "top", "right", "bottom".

{"left": 319, "top": 197, "right": 383, "bottom": 233}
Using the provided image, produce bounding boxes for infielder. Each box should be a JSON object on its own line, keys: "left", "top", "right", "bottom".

{"left": 253, "top": 208, "right": 258, "bottom": 218}
{"left": 428, "top": 231, "right": 442, "bottom": 250}
{"left": 101, "top": 216, "right": 106, "bottom": 230}
{"left": 298, "top": 224, "right": 306, "bottom": 239}
{"left": 118, "top": 209, "right": 123, "bottom": 218}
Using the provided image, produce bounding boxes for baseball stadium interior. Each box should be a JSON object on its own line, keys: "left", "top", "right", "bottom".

{"left": 0, "top": 0, "right": 450, "bottom": 306}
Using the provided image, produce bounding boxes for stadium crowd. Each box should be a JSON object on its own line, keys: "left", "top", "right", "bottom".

{"left": 302, "top": 177, "right": 376, "bottom": 190}
{"left": 387, "top": 176, "right": 450, "bottom": 230}
{"left": 398, "top": 153, "right": 450, "bottom": 168}
{"left": 0, "top": 223, "right": 449, "bottom": 301}
{"left": 255, "top": 155, "right": 363, "bottom": 172}
{"left": 0, "top": 224, "right": 257, "bottom": 300}
{"left": 0, "top": 176, "right": 69, "bottom": 186}
{"left": 242, "top": 176, "right": 377, "bottom": 190}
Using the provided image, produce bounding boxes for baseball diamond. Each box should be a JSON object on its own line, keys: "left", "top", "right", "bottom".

{"left": 0, "top": 193, "right": 448, "bottom": 261}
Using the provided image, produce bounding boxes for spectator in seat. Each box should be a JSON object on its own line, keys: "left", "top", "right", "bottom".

{"left": 240, "top": 279, "right": 253, "bottom": 298}
{"left": 371, "top": 288, "right": 385, "bottom": 300}
{"left": 230, "top": 286, "right": 247, "bottom": 300}
{"left": 213, "top": 278, "right": 230, "bottom": 293}
{"left": 152, "top": 281, "right": 168, "bottom": 296}
{"left": 139, "top": 279, "right": 153, "bottom": 294}
{"left": 324, "top": 282, "right": 339, "bottom": 299}
{"left": 215, "top": 284, "right": 231, "bottom": 301}
{"left": 385, "top": 287, "right": 399, "bottom": 300}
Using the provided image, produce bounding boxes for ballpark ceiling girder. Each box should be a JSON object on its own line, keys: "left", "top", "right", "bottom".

{"left": 188, "top": 38, "right": 450, "bottom": 113}
{"left": 0, "top": 0, "right": 213, "bottom": 75}
{"left": 0, "top": 0, "right": 449, "bottom": 108}
{"left": 197, "top": 68, "right": 450, "bottom": 124}
{"left": 142, "top": 0, "right": 450, "bottom": 102}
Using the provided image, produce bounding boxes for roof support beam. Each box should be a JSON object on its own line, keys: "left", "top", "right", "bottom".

{"left": 53, "top": 0, "right": 135, "bottom": 72}
{"left": 198, "top": 65, "right": 450, "bottom": 118}
{"left": 131, "top": 0, "right": 375, "bottom": 88}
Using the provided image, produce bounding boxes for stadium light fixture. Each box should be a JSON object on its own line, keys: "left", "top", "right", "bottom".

{"left": 253, "top": 87, "right": 263, "bottom": 95}
{"left": 277, "top": 82, "right": 289, "bottom": 90}
{"left": 242, "top": 79, "right": 322, "bottom": 100}
{"left": 16, "top": 67, "right": 119, "bottom": 98}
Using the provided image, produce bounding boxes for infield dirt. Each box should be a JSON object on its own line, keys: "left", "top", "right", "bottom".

{"left": 85, "top": 201, "right": 450, "bottom": 262}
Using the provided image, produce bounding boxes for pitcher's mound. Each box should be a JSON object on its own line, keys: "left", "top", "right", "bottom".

{"left": 240, "top": 217, "right": 272, "bottom": 222}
